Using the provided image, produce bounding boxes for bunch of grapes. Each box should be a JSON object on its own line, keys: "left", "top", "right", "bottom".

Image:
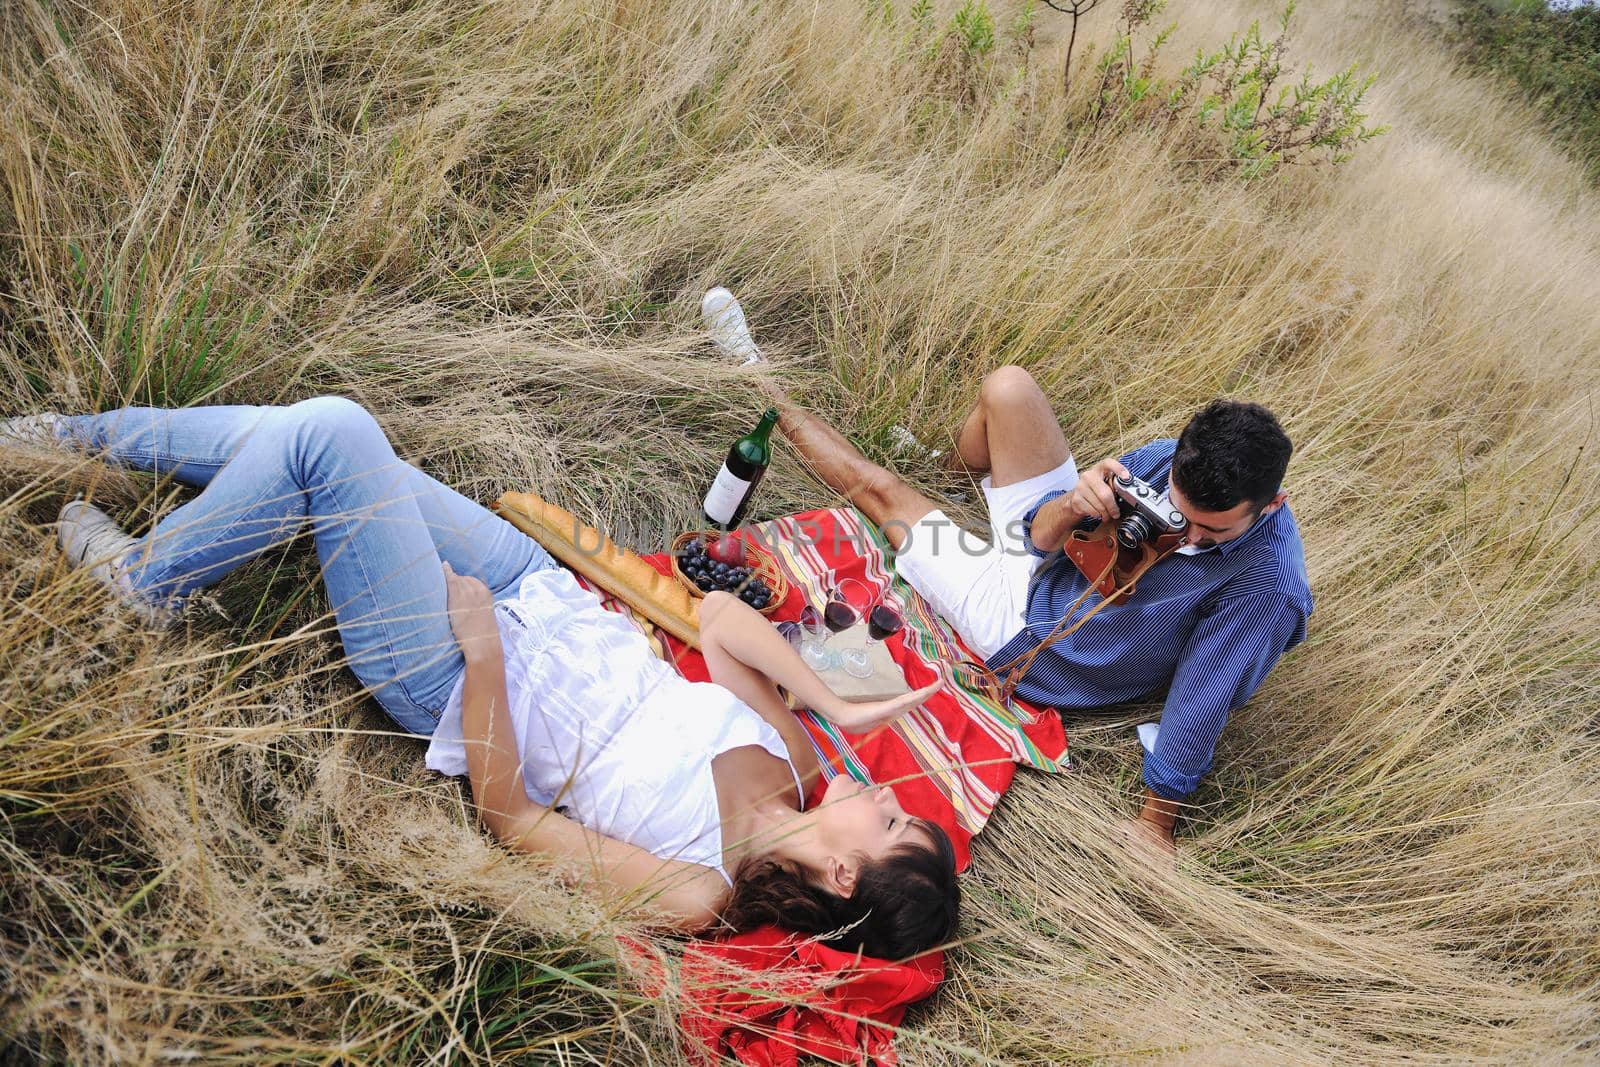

{"left": 677, "top": 538, "right": 774, "bottom": 610}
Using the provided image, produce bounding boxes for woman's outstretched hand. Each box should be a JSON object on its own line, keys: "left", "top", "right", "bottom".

{"left": 442, "top": 561, "right": 500, "bottom": 660}
{"left": 826, "top": 680, "right": 945, "bottom": 733}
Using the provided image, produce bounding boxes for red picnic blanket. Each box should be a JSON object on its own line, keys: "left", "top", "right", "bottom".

{"left": 623, "top": 507, "right": 1068, "bottom": 868}
{"left": 621, "top": 927, "right": 945, "bottom": 1067}
{"left": 586, "top": 507, "right": 1067, "bottom": 1065}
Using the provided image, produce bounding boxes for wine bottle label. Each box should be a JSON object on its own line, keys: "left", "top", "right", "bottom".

{"left": 703, "top": 464, "right": 754, "bottom": 525}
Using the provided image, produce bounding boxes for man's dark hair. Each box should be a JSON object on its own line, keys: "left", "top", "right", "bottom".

{"left": 1170, "top": 400, "right": 1293, "bottom": 512}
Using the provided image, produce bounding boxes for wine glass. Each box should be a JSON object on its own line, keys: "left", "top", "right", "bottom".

{"left": 868, "top": 593, "right": 905, "bottom": 643}
{"left": 798, "top": 603, "right": 836, "bottom": 671}
{"left": 840, "top": 585, "right": 904, "bottom": 679}
{"left": 823, "top": 578, "right": 874, "bottom": 677}
{"left": 797, "top": 569, "right": 840, "bottom": 670}
{"left": 824, "top": 577, "right": 868, "bottom": 631}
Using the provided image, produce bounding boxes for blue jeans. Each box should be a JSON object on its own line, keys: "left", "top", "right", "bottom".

{"left": 58, "top": 397, "right": 559, "bottom": 734}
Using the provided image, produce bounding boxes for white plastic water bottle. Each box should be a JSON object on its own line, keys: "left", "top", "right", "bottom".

{"left": 888, "top": 424, "right": 945, "bottom": 462}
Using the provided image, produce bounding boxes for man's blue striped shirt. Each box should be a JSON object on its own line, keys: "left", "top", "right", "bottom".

{"left": 984, "top": 439, "right": 1312, "bottom": 800}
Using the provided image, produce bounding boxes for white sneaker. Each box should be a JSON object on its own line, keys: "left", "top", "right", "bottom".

{"left": 0, "top": 412, "right": 66, "bottom": 450}
{"left": 57, "top": 499, "right": 179, "bottom": 630}
{"left": 701, "top": 287, "right": 765, "bottom": 366}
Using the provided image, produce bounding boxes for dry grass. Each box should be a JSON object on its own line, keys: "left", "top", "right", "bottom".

{"left": 2, "top": 0, "right": 1597, "bottom": 1062}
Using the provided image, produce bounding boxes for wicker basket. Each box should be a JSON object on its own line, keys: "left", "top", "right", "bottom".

{"left": 670, "top": 530, "right": 789, "bottom": 616}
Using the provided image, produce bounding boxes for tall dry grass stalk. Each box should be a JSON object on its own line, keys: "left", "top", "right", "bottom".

{"left": 2, "top": 0, "right": 1596, "bottom": 1061}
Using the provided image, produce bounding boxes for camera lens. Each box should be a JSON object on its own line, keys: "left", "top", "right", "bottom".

{"left": 1116, "top": 513, "right": 1154, "bottom": 550}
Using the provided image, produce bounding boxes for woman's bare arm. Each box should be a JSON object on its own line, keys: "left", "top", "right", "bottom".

{"left": 697, "top": 591, "right": 941, "bottom": 753}
{"left": 446, "top": 565, "right": 536, "bottom": 836}
{"left": 461, "top": 652, "right": 726, "bottom": 928}
{"left": 698, "top": 594, "right": 824, "bottom": 796}
{"left": 496, "top": 802, "right": 728, "bottom": 929}
{"left": 443, "top": 563, "right": 726, "bottom": 929}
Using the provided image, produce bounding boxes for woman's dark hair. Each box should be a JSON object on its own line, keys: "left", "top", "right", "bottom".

{"left": 720, "top": 818, "right": 959, "bottom": 960}
{"left": 1170, "top": 399, "right": 1293, "bottom": 512}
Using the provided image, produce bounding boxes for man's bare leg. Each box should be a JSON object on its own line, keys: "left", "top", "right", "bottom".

{"left": 765, "top": 388, "right": 938, "bottom": 552}
{"left": 950, "top": 366, "right": 1073, "bottom": 487}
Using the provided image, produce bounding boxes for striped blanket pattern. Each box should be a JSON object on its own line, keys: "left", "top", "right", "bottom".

{"left": 589, "top": 506, "right": 1068, "bottom": 871}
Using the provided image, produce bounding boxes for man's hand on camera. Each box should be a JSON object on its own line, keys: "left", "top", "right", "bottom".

{"left": 1067, "top": 456, "right": 1132, "bottom": 524}
{"left": 1027, "top": 455, "right": 1132, "bottom": 553}
{"left": 1030, "top": 454, "right": 1132, "bottom": 550}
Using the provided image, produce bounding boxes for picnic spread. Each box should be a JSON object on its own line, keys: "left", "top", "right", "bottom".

{"left": 494, "top": 494, "right": 1069, "bottom": 1065}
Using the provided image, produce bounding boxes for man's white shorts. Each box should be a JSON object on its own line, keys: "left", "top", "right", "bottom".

{"left": 893, "top": 458, "right": 1079, "bottom": 660}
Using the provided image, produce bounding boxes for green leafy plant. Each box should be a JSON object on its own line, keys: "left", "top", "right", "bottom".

{"left": 1090, "top": 0, "right": 1386, "bottom": 177}
{"left": 1451, "top": 0, "right": 1600, "bottom": 181}
{"left": 908, "top": 0, "right": 934, "bottom": 30}
{"left": 952, "top": 0, "right": 996, "bottom": 56}
{"left": 1170, "top": 4, "right": 1387, "bottom": 175}
{"left": 1088, "top": 0, "right": 1174, "bottom": 127}
{"left": 908, "top": 0, "right": 1002, "bottom": 108}
{"left": 873, "top": 0, "right": 1035, "bottom": 114}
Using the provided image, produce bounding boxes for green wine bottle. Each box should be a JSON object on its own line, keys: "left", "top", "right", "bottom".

{"left": 703, "top": 408, "right": 778, "bottom": 528}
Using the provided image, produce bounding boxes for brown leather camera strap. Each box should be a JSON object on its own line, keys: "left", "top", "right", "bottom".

{"left": 952, "top": 540, "right": 1182, "bottom": 709}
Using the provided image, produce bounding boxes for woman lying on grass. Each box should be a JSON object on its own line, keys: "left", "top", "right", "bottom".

{"left": 2, "top": 398, "right": 958, "bottom": 960}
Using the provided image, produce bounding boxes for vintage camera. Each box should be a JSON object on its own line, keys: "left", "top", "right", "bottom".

{"left": 1110, "top": 474, "right": 1188, "bottom": 550}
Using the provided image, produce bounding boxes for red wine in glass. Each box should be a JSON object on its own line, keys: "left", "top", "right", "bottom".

{"left": 867, "top": 604, "right": 903, "bottom": 642}
{"left": 823, "top": 600, "right": 859, "bottom": 632}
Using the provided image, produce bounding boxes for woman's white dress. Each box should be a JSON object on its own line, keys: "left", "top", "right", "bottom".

{"left": 424, "top": 567, "right": 803, "bottom": 883}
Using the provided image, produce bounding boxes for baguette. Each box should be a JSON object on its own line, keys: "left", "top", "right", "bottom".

{"left": 492, "top": 491, "right": 702, "bottom": 649}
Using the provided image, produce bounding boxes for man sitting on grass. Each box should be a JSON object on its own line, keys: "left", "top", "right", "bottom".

{"left": 739, "top": 349, "right": 1312, "bottom": 858}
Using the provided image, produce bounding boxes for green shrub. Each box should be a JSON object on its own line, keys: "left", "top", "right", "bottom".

{"left": 1451, "top": 0, "right": 1600, "bottom": 180}
{"left": 1090, "top": 1, "right": 1387, "bottom": 178}
{"left": 876, "top": 0, "right": 1386, "bottom": 177}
